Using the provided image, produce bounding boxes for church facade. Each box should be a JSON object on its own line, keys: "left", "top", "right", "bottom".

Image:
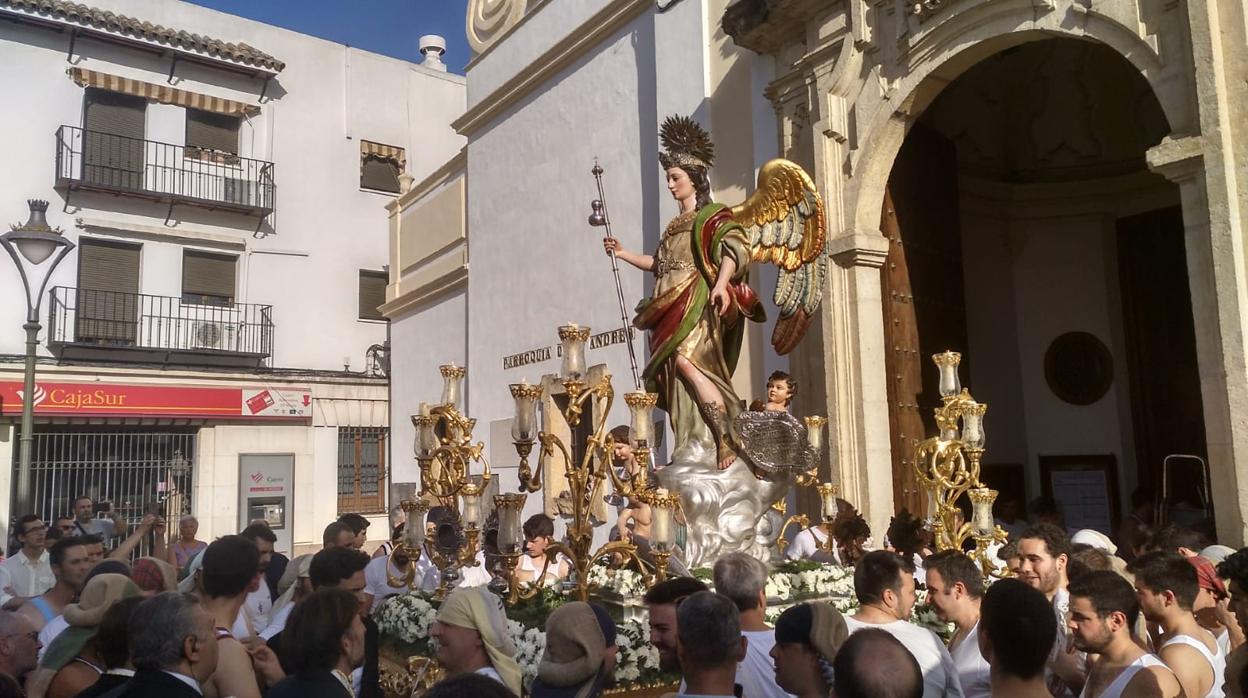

{"left": 387, "top": 0, "right": 1248, "bottom": 545}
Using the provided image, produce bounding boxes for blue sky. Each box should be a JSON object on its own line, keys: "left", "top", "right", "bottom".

{"left": 186, "top": 0, "right": 472, "bottom": 74}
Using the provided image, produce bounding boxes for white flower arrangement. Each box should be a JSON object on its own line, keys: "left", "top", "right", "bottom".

{"left": 586, "top": 565, "right": 647, "bottom": 597}
{"left": 614, "top": 618, "right": 665, "bottom": 684}
{"left": 374, "top": 592, "right": 438, "bottom": 650}
{"left": 506, "top": 619, "right": 547, "bottom": 687}
{"left": 764, "top": 571, "right": 793, "bottom": 599}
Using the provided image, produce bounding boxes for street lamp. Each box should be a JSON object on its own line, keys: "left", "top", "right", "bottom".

{"left": 1, "top": 200, "right": 74, "bottom": 517}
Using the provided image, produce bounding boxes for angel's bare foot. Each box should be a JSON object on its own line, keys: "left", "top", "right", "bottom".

{"left": 717, "top": 445, "right": 736, "bottom": 470}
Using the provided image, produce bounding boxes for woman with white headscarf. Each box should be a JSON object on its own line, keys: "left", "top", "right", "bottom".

{"left": 429, "top": 587, "right": 522, "bottom": 696}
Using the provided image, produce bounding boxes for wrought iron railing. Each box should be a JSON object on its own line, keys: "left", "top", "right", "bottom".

{"left": 55, "top": 125, "right": 275, "bottom": 214}
{"left": 48, "top": 287, "right": 274, "bottom": 359}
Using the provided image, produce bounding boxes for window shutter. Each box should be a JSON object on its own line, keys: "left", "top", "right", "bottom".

{"left": 360, "top": 157, "right": 401, "bottom": 193}
{"left": 84, "top": 89, "right": 146, "bottom": 139}
{"left": 76, "top": 239, "right": 140, "bottom": 343}
{"left": 182, "top": 251, "right": 237, "bottom": 301}
{"left": 77, "top": 239, "right": 140, "bottom": 293}
{"left": 83, "top": 89, "right": 146, "bottom": 189}
{"left": 358, "top": 270, "right": 387, "bottom": 320}
{"left": 186, "top": 108, "right": 240, "bottom": 154}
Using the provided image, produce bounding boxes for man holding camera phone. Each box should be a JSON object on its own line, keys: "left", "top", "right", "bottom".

{"left": 70, "top": 496, "right": 128, "bottom": 542}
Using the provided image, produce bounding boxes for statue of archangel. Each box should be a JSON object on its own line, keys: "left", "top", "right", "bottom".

{"left": 603, "top": 115, "right": 828, "bottom": 565}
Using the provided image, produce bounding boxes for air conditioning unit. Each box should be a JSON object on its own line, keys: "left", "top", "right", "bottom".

{"left": 190, "top": 320, "right": 238, "bottom": 351}
{"left": 222, "top": 178, "right": 254, "bottom": 207}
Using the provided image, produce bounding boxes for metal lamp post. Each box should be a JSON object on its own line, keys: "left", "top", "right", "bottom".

{"left": 1, "top": 200, "right": 74, "bottom": 517}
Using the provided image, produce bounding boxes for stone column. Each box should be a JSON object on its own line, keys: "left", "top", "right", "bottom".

{"left": 1148, "top": 136, "right": 1248, "bottom": 546}
{"left": 1153, "top": 0, "right": 1248, "bottom": 545}
{"left": 801, "top": 230, "right": 895, "bottom": 543}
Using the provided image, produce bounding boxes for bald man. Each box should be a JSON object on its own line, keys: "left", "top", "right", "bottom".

{"left": 0, "top": 610, "right": 41, "bottom": 685}
{"left": 833, "top": 628, "right": 924, "bottom": 698}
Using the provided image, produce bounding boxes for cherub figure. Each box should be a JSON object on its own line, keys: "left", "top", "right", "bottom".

{"left": 762, "top": 370, "right": 796, "bottom": 413}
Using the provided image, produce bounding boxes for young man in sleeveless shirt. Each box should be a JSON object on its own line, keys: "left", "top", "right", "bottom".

{"left": 1068, "top": 570, "right": 1181, "bottom": 698}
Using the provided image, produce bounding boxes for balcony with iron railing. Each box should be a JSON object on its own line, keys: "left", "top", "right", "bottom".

{"left": 48, "top": 287, "right": 274, "bottom": 367}
{"left": 55, "top": 126, "right": 275, "bottom": 216}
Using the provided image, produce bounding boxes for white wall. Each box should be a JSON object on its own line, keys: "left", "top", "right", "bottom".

{"left": 0, "top": 0, "right": 465, "bottom": 376}
{"left": 389, "top": 288, "right": 468, "bottom": 485}
{"left": 194, "top": 423, "right": 314, "bottom": 545}
{"left": 466, "top": 12, "right": 661, "bottom": 512}
{"left": 962, "top": 202, "right": 1139, "bottom": 511}
{"left": 458, "top": 0, "right": 787, "bottom": 524}
{"left": 466, "top": 0, "right": 623, "bottom": 109}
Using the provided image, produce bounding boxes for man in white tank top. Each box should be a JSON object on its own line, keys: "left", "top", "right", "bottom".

{"left": 1067, "top": 570, "right": 1182, "bottom": 698}
{"left": 1128, "top": 551, "right": 1226, "bottom": 698}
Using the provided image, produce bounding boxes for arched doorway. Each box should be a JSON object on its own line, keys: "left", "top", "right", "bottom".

{"left": 880, "top": 38, "right": 1207, "bottom": 541}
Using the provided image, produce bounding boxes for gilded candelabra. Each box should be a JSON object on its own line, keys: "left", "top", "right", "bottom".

{"left": 390, "top": 364, "right": 492, "bottom": 598}
{"left": 912, "top": 351, "right": 1009, "bottom": 577}
{"left": 499, "top": 324, "right": 676, "bottom": 603}
{"left": 775, "top": 416, "right": 837, "bottom": 557}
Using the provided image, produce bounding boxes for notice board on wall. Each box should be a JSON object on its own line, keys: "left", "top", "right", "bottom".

{"left": 1040, "top": 454, "right": 1120, "bottom": 535}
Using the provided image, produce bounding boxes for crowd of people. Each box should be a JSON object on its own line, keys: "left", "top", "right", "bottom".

{"left": 0, "top": 487, "right": 1242, "bottom": 698}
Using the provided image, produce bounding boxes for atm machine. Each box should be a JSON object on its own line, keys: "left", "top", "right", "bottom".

{"left": 238, "top": 454, "right": 294, "bottom": 555}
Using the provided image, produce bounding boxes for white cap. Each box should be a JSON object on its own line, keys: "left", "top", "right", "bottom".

{"left": 1199, "top": 544, "right": 1236, "bottom": 564}
{"left": 1071, "top": 529, "right": 1117, "bottom": 555}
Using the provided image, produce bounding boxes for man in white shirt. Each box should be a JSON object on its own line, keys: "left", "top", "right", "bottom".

{"left": 712, "top": 553, "right": 794, "bottom": 698}
{"left": 69, "top": 496, "right": 126, "bottom": 542}
{"left": 364, "top": 525, "right": 436, "bottom": 612}
{"left": 675, "top": 592, "right": 748, "bottom": 698}
{"left": 0, "top": 516, "right": 55, "bottom": 608}
{"left": 924, "top": 550, "right": 990, "bottom": 698}
{"left": 843, "top": 550, "right": 964, "bottom": 698}
{"left": 786, "top": 525, "right": 831, "bottom": 561}
{"left": 1018, "top": 523, "right": 1086, "bottom": 696}
{"left": 236, "top": 523, "right": 277, "bottom": 637}
{"left": 518, "top": 515, "right": 569, "bottom": 585}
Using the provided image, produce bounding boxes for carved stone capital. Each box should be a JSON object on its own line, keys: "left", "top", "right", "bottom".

{"left": 1146, "top": 136, "right": 1204, "bottom": 183}
{"left": 828, "top": 229, "right": 890, "bottom": 268}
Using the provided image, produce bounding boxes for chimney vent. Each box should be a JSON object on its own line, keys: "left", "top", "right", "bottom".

{"left": 419, "top": 35, "right": 447, "bottom": 71}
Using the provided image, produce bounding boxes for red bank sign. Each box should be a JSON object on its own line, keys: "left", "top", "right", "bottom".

{"left": 0, "top": 381, "right": 312, "bottom": 420}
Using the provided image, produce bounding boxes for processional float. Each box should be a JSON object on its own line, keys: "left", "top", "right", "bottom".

{"left": 382, "top": 116, "right": 1009, "bottom": 605}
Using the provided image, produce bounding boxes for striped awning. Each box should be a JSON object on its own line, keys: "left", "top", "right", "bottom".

{"left": 360, "top": 140, "right": 406, "bottom": 168}
{"left": 67, "top": 67, "right": 261, "bottom": 117}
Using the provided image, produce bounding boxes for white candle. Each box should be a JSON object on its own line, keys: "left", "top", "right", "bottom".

{"left": 652, "top": 489, "right": 671, "bottom": 549}
{"left": 462, "top": 493, "right": 480, "bottom": 529}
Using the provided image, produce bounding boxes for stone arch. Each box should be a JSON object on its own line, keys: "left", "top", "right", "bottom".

{"left": 846, "top": 11, "right": 1190, "bottom": 235}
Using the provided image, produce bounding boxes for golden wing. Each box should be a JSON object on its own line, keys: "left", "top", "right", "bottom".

{"left": 730, "top": 159, "right": 827, "bottom": 355}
